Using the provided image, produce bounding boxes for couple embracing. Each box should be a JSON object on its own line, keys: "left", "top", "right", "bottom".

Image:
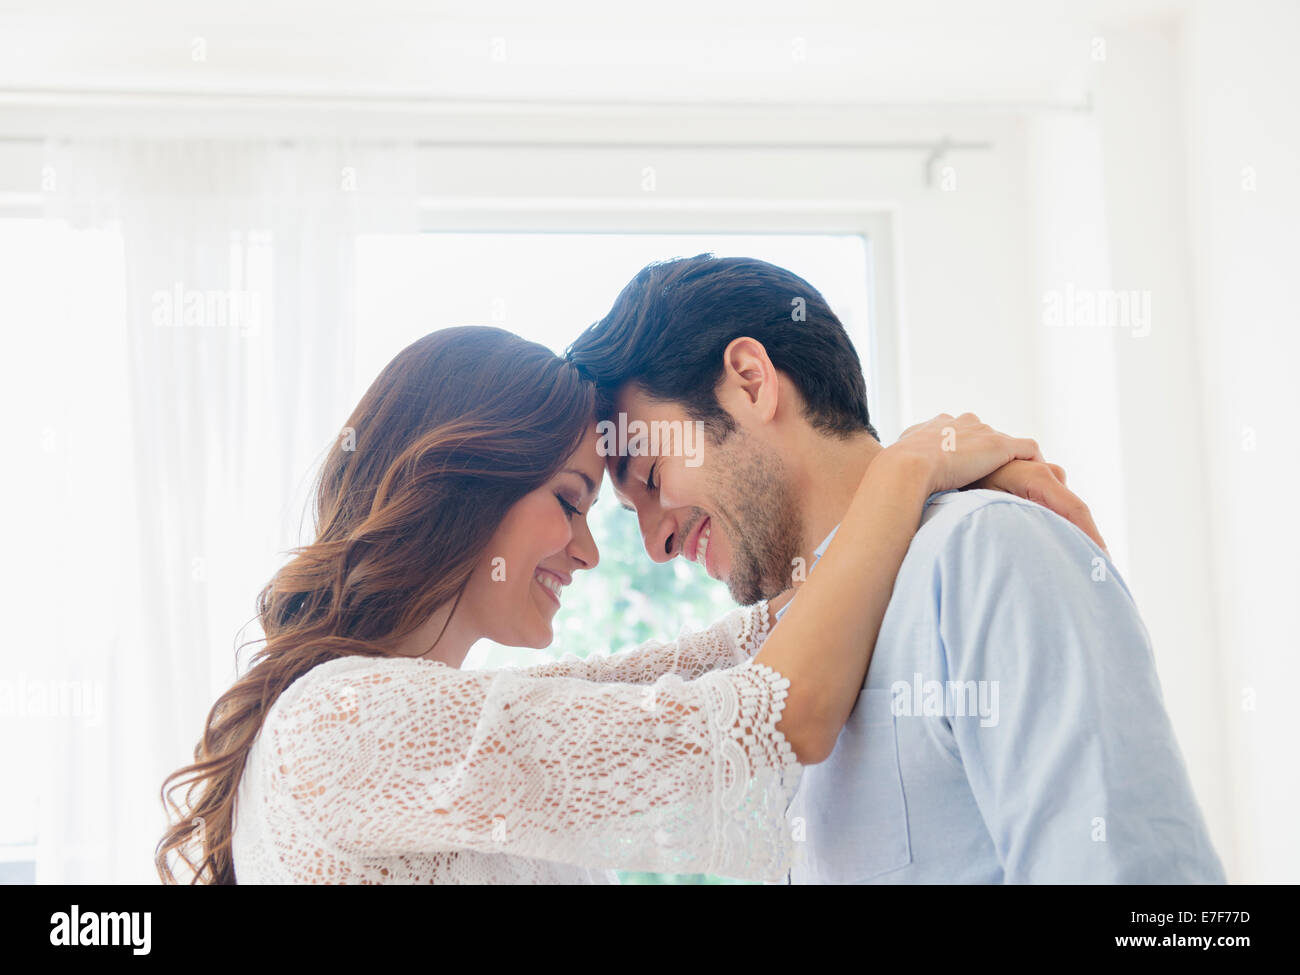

{"left": 158, "top": 254, "right": 1224, "bottom": 885}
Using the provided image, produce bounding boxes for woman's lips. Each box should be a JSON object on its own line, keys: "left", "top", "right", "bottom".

{"left": 534, "top": 568, "right": 566, "bottom": 608}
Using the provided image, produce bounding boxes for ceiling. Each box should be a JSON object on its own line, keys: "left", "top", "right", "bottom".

{"left": 0, "top": 0, "right": 1190, "bottom": 107}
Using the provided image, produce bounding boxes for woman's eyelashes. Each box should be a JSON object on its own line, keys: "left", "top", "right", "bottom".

{"left": 555, "top": 492, "right": 581, "bottom": 520}
{"left": 645, "top": 460, "right": 659, "bottom": 492}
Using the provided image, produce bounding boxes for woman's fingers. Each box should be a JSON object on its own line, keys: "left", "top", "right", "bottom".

{"left": 977, "top": 460, "right": 1108, "bottom": 553}
{"left": 1004, "top": 434, "right": 1044, "bottom": 464}
{"left": 895, "top": 416, "right": 1102, "bottom": 549}
{"left": 1035, "top": 478, "right": 1108, "bottom": 553}
{"left": 889, "top": 412, "right": 1043, "bottom": 493}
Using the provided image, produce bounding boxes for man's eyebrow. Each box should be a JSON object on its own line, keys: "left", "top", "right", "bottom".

{"left": 613, "top": 453, "right": 631, "bottom": 487}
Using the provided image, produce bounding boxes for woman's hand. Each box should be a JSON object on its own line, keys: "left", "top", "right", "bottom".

{"left": 973, "top": 460, "right": 1107, "bottom": 553}
{"left": 883, "top": 413, "right": 1043, "bottom": 494}
{"left": 883, "top": 412, "right": 1107, "bottom": 553}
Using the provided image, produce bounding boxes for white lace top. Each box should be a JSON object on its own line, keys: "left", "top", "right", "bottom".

{"left": 231, "top": 600, "right": 803, "bottom": 884}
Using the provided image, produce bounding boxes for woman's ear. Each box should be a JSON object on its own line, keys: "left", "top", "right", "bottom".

{"left": 718, "top": 336, "right": 779, "bottom": 424}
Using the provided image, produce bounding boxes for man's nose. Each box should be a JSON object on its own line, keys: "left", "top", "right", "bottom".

{"left": 641, "top": 513, "right": 677, "bottom": 564}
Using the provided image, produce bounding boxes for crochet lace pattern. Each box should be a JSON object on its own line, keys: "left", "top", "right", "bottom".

{"left": 231, "top": 601, "right": 804, "bottom": 884}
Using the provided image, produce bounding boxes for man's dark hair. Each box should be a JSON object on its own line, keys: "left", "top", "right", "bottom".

{"left": 566, "top": 253, "right": 878, "bottom": 441}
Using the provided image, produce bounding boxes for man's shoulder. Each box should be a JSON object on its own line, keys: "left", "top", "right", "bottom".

{"left": 912, "top": 488, "right": 1105, "bottom": 567}
{"left": 916, "top": 487, "right": 1054, "bottom": 539}
{"left": 906, "top": 488, "right": 1129, "bottom": 603}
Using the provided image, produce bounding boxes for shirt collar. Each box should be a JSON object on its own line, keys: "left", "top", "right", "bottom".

{"left": 774, "top": 525, "right": 840, "bottom": 623}
{"left": 808, "top": 490, "right": 956, "bottom": 569}
{"left": 775, "top": 492, "right": 951, "bottom": 622}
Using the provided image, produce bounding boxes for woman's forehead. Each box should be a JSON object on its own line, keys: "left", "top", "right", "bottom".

{"left": 566, "top": 425, "right": 608, "bottom": 489}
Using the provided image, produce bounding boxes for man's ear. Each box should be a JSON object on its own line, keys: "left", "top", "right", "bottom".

{"left": 717, "top": 337, "right": 779, "bottom": 424}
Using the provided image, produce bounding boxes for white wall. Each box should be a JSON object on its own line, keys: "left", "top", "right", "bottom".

{"left": 1178, "top": 0, "right": 1300, "bottom": 884}
{"left": 1088, "top": 24, "right": 1230, "bottom": 871}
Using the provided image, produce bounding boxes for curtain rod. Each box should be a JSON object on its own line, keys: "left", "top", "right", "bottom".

{"left": 0, "top": 86, "right": 1092, "bottom": 115}
{"left": 0, "top": 134, "right": 988, "bottom": 188}
{"left": 0, "top": 136, "right": 994, "bottom": 153}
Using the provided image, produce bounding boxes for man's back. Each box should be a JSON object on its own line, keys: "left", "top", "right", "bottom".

{"left": 786, "top": 489, "right": 1225, "bottom": 884}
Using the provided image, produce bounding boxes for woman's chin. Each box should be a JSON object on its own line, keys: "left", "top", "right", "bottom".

{"left": 523, "top": 628, "right": 554, "bottom": 650}
{"left": 497, "top": 619, "right": 554, "bottom": 651}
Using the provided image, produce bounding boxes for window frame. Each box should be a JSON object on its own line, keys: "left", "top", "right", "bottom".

{"left": 412, "top": 201, "right": 902, "bottom": 443}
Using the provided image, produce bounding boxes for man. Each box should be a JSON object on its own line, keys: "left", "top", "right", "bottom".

{"left": 566, "top": 254, "right": 1225, "bottom": 883}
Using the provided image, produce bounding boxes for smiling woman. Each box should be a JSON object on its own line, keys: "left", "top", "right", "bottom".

{"left": 387, "top": 425, "right": 607, "bottom": 658}
{"left": 157, "top": 325, "right": 599, "bottom": 884}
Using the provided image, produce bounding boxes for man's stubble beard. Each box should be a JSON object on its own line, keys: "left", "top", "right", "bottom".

{"left": 707, "top": 429, "right": 804, "bottom": 606}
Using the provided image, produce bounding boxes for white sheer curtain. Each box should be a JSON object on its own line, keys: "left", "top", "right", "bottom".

{"left": 22, "top": 138, "right": 421, "bottom": 882}
{"left": 1023, "top": 113, "right": 1131, "bottom": 571}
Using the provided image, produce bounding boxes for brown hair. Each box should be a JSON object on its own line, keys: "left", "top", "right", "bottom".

{"left": 156, "top": 326, "right": 594, "bottom": 883}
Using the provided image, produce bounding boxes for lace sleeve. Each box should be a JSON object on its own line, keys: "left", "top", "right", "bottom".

{"left": 265, "top": 654, "right": 802, "bottom": 881}
{"left": 512, "top": 601, "right": 771, "bottom": 684}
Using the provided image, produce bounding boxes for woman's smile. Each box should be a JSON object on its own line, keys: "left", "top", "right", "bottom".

{"left": 534, "top": 567, "right": 569, "bottom": 608}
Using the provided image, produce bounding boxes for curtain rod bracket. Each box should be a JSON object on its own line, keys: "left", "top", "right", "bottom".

{"left": 924, "top": 137, "right": 954, "bottom": 188}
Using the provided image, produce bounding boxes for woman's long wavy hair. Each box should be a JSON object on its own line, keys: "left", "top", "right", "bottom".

{"left": 156, "top": 326, "right": 595, "bottom": 884}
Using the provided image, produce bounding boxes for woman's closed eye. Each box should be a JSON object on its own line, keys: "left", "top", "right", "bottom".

{"left": 556, "top": 493, "right": 581, "bottom": 520}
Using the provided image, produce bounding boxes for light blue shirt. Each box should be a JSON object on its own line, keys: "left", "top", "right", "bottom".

{"left": 777, "top": 488, "right": 1225, "bottom": 884}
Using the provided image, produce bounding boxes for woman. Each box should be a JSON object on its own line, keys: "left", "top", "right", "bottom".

{"left": 156, "top": 326, "right": 1099, "bottom": 884}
